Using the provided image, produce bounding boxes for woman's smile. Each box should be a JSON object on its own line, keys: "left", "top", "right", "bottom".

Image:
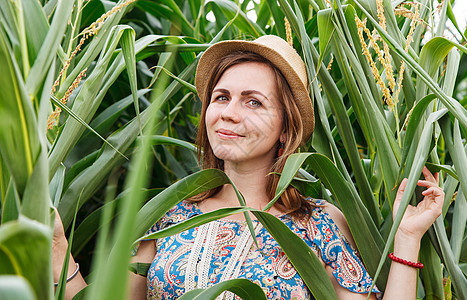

{"left": 216, "top": 128, "right": 244, "bottom": 139}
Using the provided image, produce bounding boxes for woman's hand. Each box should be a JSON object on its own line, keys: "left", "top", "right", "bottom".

{"left": 52, "top": 207, "right": 71, "bottom": 283}
{"left": 52, "top": 207, "right": 68, "bottom": 249}
{"left": 394, "top": 167, "right": 445, "bottom": 241}
{"left": 384, "top": 168, "right": 444, "bottom": 300}
{"left": 51, "top": 207, "right": 87, "bottom": 299}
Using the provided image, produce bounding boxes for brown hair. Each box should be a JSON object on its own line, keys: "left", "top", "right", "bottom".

{"left": 191, "top": 51, "right": 313, "bottom": 219}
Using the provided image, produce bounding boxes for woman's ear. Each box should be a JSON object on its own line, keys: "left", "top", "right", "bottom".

{"left": 280, "top": 132, "right": 286, "bottom": 144}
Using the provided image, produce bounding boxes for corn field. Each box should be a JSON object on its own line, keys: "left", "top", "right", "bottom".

{"left": 0, "top": 0, "right": 466, "bottom": 299}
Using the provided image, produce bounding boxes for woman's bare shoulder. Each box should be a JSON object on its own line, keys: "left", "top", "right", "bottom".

{"left": 321, "top": 201, "right": 357, "bottom": 249}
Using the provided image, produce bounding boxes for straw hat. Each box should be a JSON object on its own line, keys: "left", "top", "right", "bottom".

{"left": 195, "top": 35, "right": 314, "bottom": 145}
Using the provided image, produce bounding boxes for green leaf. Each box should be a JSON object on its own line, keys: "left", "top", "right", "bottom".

{"left": 25, "top": 0, "right": 74, "bottom": 96}
{"left": 266, "top": 153, "right": 387, "bottom": 289}
{"left": 137, "top": 207, "right": 253, "bottom": 242}
{"left": 151, "top": 66, "right": 197, "bottom": 93}
{"left": 450, "top": 189, "right": 466, "bottom": 263}
{"left": 278, "top": 0, "right": 352, "bottom": 184}
{"left": 71, "top": 197, "right": 119, "bottom": 256}
{"left": 207, "top": 0, "right": 265, "bottom": 37}
{"left": 48, "top": 25, "right": 135, "bottom": 176}
{"left": 0, "top": 26, "right": 39, "bottom": 195}
{"left": 49, "top": 164, "right": 66, "bottom": 207}
{"left": 121, "top": 28, "right": 142, "bottom": 138}
{"left": 419, "top": 235, "right": 444, "bottom": 299}
{"left": 21, "top": 148, "right": 51, "bottom": 223}
{"left": 136, "top": 0, "right": 194, "bottom": 36}
{"left": 303, "top": 153, "right": 388, "bottom": 289}
{"left": 290, "top": 177, "right": 321, "bottom": 199}
{"left": 318, "top": 6, "right": 389, "bottom": 223}
{"left": 145, "top": 136, "right": 197, "bottom": 152}
{"left": 352, "top": 0, "right": 467, "bottom": 128}
{"left": 134, "top": 169, "right": 231, "bottom": 238}
{"left": 416, "top": 38, "right": 463, "bottom": 100}
{"left": 87, "top": 89, "right": 151, "bottom": 136}
{"left": 425, "top": 163, "right": 458, "bottom": 181}
{"left": 433, "top": 217, "right": 467, "bottom": 299}
{"left": 369, "top": 109, "right": 448, "bottom": 292}
{"left": 128, "top": 263, "right": 151, "bottom": 277}
{"left": 49, "top": 94, "right": 128, "bottom": 160}
{"left": 0, "top": 218, "right": 52, "bottom": 300}
{"left": 22, "top": 0, "right": 49, "bottom": 65}
{"left": 254, "top": 211, "right": 337, "bottom": 299}
{"left": 317, "top": 5, "right": 334, "bottom": 57}
{"left": 54, "top": 2, "right": 132, "bottom": 99}
{"left": 0, "top": 275, "right": 36, "bottom": 300}
{"left": 178, "top": 278, "right": 266, "bottom": 300}
{"left": 1, "top": 180, "right": 20, "bottom": 224}
{"left": 401, "top": 94, "right": 437, "bottom": 167}
{"left": 58, "top": 48, "right": 199, "bottom": 228}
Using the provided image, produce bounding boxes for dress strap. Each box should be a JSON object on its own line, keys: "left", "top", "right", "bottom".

{"left": 185, "top": 223, "right": 210, "bottom": 291}
{"left": 198, "top": 222, "right": 220, "bottom": 288}
{"left": 219, "top": 222, "right": 263, "bottom": 300}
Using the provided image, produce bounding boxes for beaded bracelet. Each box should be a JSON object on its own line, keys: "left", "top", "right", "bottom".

{"left": 388, "top": 253, "right": 423, "bottom": 269}
{"left": 54, "top": 263, "right": 80, "bottom": 287}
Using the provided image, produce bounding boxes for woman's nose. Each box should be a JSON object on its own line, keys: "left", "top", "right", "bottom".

{"left": 220, "top": 99, "right": 241, "bottom": 122}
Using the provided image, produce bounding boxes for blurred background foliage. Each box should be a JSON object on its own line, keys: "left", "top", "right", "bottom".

{"left": 0, "top": 0, "right": 466, "bottom": 299}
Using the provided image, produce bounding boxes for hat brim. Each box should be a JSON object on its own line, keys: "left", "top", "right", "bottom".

{"left": 195, "top": 39, "right": 314, "bottom": 145}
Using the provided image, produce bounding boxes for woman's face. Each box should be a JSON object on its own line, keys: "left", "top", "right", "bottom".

{"left": 205, "top": 61, "right": 284, "bottom": 167}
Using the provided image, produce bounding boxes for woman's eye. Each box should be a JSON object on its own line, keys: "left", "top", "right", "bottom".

{"left": 247, "top": 99, "right": 262, "bottom": 107}
{"left": 215, "top": 95, "right": 229, "bottom": 102}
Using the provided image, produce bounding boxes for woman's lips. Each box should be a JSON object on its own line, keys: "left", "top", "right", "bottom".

{"left": 216, "top": 129, "right": 244, "bottom": 139}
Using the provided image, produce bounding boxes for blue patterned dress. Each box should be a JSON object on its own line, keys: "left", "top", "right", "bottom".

{"left": 143, "top": 200, "right": 380, "bottom": 299}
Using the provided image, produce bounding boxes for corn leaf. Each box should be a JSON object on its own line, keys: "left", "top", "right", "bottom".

{"left": 208, "top": 0, "right": 265, "bottom": 37}
{"left": 134, "top": 169, "right": 231, "bottom": 238}
{"left": 0, "top": 27, "right": 39, "bottom": 194}
{"left": 0, "top": 276, "right": 35, "bottom": 300}
{"left": 369, "top": 109, "right": 448, "bottom": 292}
{"left": 1, "top": 180, "right": 20, "bottom": 224}
{"left": 25, "top": 0, "right": 74, "bottom": 96}
{"left": 254, "top": 210, "right": 337, "bottom": 299}
{"left": 352, "top": 0, "right": 467, "bottom": 128}
{"left": 48, "top": 25, "right": 134, "bottom": 175}
{"left": 178, "top": 278, "right": 266, "bottom": 300}
{"left": 0, "top": 219, "right": 52, "bottom": 300}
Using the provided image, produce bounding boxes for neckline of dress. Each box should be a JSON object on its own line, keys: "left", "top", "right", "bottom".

{"left": 187, "top": 201, "right": 291, "bottom": 224}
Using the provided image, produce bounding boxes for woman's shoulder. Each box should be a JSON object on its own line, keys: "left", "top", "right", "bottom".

{"left": 299, "top": 199, "right": 381, "bottom": 294}
{"left": 302, "top": 198, "right": 357, "bottom": 250}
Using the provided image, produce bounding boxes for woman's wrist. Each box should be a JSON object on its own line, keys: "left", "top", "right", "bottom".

{"left": 52, "top": 238, "right": 74, "bottom": 281}
{"left": 393, "top": 232, "right": 421, "bottom": 262}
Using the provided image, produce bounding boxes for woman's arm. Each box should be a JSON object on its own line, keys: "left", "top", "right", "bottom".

{"left": 383, "top": 167, "right": 444, "bottom": 299}
{"left": 53, "top": 209, "right": 156, "bottom": 300}
{"left": 128, "top": 240, "right": 156, "bottom": 300}
{"left": 52, "top": 209, "right": 87, "bottom": 300}
{"left": 324, "top": 167, "right": 444, "bottom": 299}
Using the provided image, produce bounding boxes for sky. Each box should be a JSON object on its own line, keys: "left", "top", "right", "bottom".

{"left": 451, "top": 0, "right": 466, "bottom": 38}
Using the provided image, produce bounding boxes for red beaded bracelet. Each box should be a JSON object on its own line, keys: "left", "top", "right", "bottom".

{"left": 389, "top": 253, "right": 424, "bottom": 269}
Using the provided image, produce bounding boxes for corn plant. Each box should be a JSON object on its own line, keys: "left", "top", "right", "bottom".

{"left": 0, "top": 0, "right": 466, "bottom": 299}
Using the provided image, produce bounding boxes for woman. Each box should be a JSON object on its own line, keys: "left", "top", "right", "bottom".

{"left": 53, "top": 35, "right": 444, "bottom": 299}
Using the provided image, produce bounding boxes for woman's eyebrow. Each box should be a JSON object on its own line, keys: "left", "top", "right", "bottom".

{"left": 212, "top": 88, "right": 230, "bottom": 95}
{"left": 241, "top": 90, "right": 269, "bottom": 100}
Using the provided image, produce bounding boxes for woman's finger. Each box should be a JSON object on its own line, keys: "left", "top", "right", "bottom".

{"left": 394, "top": 178, "right": 408, "bottom": 210}
{"left": 421, "top": 186, "right": 444, "bottom": 198}
{"left": 422, "top": 166, "right": 436, "bottom": 183}
{"left": 417, "top": 180, "right": 439, "bottom": 189}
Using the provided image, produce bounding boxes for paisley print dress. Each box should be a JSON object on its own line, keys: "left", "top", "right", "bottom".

{"left": 143, "top": 200, "right": 380, "bottom": 299}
